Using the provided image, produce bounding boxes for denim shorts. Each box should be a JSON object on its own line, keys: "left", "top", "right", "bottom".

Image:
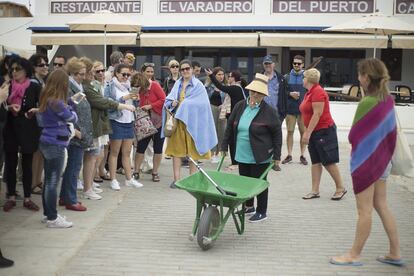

{"left": 380, "top": 162, "right": 392, "bottom": 180}
{"left": 109, "top": 120, "right": 134, "bottom": 140}
{"left": 85, "top": 145, "right": 103, "bottom": 156}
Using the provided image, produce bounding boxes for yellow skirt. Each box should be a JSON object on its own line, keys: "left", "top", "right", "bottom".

{"left": 165, "top": 120, "right": 211, "bottom": 160}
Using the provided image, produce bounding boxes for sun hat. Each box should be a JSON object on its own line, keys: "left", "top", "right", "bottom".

{"left": 245, "top": 73, "right": 269, "bottom": 96}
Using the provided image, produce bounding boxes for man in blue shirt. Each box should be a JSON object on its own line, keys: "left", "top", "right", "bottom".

{"left": 281, "top": 55, "right": 308, "bottom": 166}
{"left": 262, "top": 55, "right": 287, "bottom": 121}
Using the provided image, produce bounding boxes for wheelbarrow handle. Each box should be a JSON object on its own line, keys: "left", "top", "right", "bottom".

{"left": 259, "top": 161, "right": 276, "bottom": 180}
{"left": 216, "top": 155, "right": 225, "bottom": 172}
{"left": 187, "top": 156, "right": 237, "bottom": 197}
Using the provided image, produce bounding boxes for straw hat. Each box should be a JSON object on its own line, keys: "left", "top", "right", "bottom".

{"left": 245, "top": 73, "right": 269, "bottom": 96}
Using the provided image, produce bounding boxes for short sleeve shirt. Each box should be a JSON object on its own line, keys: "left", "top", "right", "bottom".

{"left": 299, "top": 84, "right": 334, "bottom": 131}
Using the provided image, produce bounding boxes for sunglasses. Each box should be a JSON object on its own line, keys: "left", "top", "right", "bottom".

{"left": 95, "top": 69, "right": 105, "bottom": 74}
{"left": 10, "top": 66, "right": 23, "bottom": 72}
{"left": 170, "top": 65, "right": 179, "bottom": 69}
{"left": 263, "top": 62, "right": 273, "bottom": 65}
{"left": 180, "top": 67, "right": 191, "bottom": 72}
{"left": 143, "top": 62, "right": 155, "bottom": 67}
{"left": 121, "top": 73, "right": 131, "bottom": 78}
{"left": 36, "top": 63, "right": 49, "bottom": 67}
{"left": 53, "top": 63, "right": 64, "bottom": 67}
{"left": 293, "top": 62, "right": 303, "bottom": 66}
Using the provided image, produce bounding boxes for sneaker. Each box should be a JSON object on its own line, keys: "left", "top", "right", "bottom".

{"left": 170, "top": 181, "right": 177, "bottom": 189}
{"left": 236, "top": 207, "right": 255, "bottom": 216}
{"left": 3, "top": 200, "right": 16, "bottom": 212}
{"left": 125, "top": 178, "right": 143, "bottom": 188}
{"left": 210, "top": 155, "right": 220, "bottom": 164}
{"left": 272, "top": 164, "right": 282, "bottom": 171}
{"left": 300, "top": 156, "right": 308, "bottom": 165}
{"left": 66, "top": 203, "right": 87, "bottom": 211}
{"left": 77, "top": 179, "right": 84, "bottom": 191}
{"left": 93, "top": 182, "right": 101, "bottom": 188}
{"left": 42, "top": 215, "right": 66, "bottom": 223}
{"left": 92, "top": 186, "right": 103, "bottom": 194}
{"left": 110, "top": 179, "right": 121, "bottom": 191}
{"left": 46, "top": 214, "right": 73, "bottom": 228}
{"left": 281, "top": 155, "right": 292, "bottom": 164}
{"left": 83, "top": 189, "right": 102, "bottom": 200}
{"left": 249, "top": 213, "right": 267, "bottom": 223}
{"left": 23, "top": 200, "right": 40, "bottom": 211}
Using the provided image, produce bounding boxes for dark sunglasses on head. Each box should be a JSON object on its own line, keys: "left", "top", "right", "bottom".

{"left": 10, "top": 66, "right": 23, "bottom": 72}
{"left": 36, "top": 63, "right": 49, "bottom": 67}
{"left": 170, "top": 65, "right": 179, "bottom": 69}
{"left": 180, "top": 67, "right": 191, "bottom": 72}
{"left": 121, "top": 73, "right": 131, "bottom": 78}
{"left": 95, "top": 69, "right": 105, "bottom": 74}
{"left": 53, "top": 63, "right": 64, "bottom": 67}
{"left": 293, "top": 62, "right": 303, "bottom": 66}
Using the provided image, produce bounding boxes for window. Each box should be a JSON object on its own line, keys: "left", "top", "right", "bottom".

{"left": 381, "top": 49, "right": 402, "bottom": 81}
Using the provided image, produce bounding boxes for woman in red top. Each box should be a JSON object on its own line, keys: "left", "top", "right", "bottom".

{"left": 299, "top": 68, "right": 346, "bottom": 200}
{"left": 131, "top": 72, "right": 166, "bottom": 182}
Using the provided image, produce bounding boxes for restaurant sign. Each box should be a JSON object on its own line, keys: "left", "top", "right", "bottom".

{"left": 395, "top": 0, "right": 414, "bottom": 14}
{"left": 50, "top": 0, "right": 142, "bottom": 14}
{"left": 159, "top": 0, "right": 253, "bottom": 13}
{"left": 273, "top": 0, "right": 374, "bottom": 13}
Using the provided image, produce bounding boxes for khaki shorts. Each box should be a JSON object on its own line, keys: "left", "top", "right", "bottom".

{"left": 285, "top": 114, "right": 305, "bottom": 133}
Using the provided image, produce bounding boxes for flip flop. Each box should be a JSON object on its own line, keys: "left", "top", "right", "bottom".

{"left": 31, "top": 183, "right": 43, "bottom": 195}
{"left": 376, "top": 256, "right": 405, "bottom": 267}
{"left": 93, "top": 177, "right": 103, "bottom": 183}
{"left": 329, "top": 258, "right": 363, "bottom": 266}
{"left": 302, "top": 192, "right": 320, "bottom": 200}
{"left": 100, "top": 173, "right": 111, "bottom": 181}
{"left": 331, "top": 189, "right": 347, "bottom": 201}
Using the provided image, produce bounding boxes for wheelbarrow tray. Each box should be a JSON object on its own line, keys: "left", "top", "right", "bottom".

{"left": 176, "top": 170, "right": 269, "bottom": 209}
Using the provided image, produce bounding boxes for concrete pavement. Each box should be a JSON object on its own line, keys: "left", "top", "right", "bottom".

{"left": 0, "top": 143, "right": 413, "bottom": 275}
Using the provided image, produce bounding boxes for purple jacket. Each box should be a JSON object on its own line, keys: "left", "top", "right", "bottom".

{"left": 38, "top": 100, "right": 78, "bottom": 147}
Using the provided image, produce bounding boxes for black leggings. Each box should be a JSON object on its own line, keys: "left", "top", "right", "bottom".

{"left": 5, "top": 151, "right": 33, "bottom": 198}
{"left": 238, "top": 162, "right": 270, "bottom": 215}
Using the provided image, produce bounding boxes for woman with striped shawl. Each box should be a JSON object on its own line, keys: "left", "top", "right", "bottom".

{"left": 330, "top": 59, "right": 404, "bottom": 267}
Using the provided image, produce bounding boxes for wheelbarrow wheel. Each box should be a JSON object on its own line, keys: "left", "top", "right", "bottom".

{"left": 197, "top": 206, "right": 220, "bottom": 250}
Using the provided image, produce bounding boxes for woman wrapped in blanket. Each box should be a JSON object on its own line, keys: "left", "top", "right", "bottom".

{"left": 330, "top": 59, "right": 404, "bottom": 267}
{"left": 162, "top": 59, "right": 217, "bottom": 189}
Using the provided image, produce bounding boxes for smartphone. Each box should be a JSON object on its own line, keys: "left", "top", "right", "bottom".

{"left": 72, "top": 92, "right": 86, "bottom": 104}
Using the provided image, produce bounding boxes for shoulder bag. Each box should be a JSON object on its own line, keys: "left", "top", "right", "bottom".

{"left": 134, "top": 107, "right": 158, "bottom": 141}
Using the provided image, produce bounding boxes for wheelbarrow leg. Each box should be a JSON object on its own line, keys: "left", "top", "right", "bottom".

{"left": 190, "top": 199, "right": 204, "bottom": 241}
{"left": 232, "top": 203, "right": 245, "bottom": 235}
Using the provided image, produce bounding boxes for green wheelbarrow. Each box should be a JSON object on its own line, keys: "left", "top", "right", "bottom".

{"left": 175, "top": 156, "right": 274, "bottom": 250}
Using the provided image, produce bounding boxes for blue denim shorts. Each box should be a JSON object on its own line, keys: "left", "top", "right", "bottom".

{"left": 109, "top": 120, "right": 134, "bottom": 140}
{"left": 380, "top": 162, "right": 392, "bottom": 180}
{"left": 85, "top": 145, "right": 103, "bottom": 156}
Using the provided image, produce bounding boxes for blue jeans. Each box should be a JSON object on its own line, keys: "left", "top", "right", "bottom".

{"left": 61, "top": 144, "right": 84, "bottom": 205}
{"left": 39, "top": 142, "right": 66, "bottom": 220}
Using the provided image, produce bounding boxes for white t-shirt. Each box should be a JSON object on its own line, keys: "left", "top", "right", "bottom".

{"left": 113, "top": 86, "right": 134, "bottom": 124}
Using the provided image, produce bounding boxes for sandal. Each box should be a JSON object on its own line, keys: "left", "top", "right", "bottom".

{"left": 93, "top": 177, "right": 103, "bottom": 183}
{"left": 31, "top": 183, "right": 43, "bottom": 195}
{"left": 331, "top": 189, "right": 347, "bottom": 201}
{"left": 23, "top": 200, "right": 40, "bottom": 211}
{"left": 152, "top": 173, "right": 160, "bottom": 182}
{"left": 99, "top": 172, "right": 111, "bottom": 181}
{"left": 302, "top": 192, "right": 320, "bottom": 200}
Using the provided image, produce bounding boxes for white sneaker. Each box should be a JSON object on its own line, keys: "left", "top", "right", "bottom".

{"left": 93, "top": 182, "right": 101, "bottom": 188}
{"left": 77, "top": 179, "right": 84, "bottom": 191}
{"left": 46, "top": 214, "right": 73, "bottom": 228}
{"left": 92, "top": 186, "right": 103, "bottom": 194}
{"left": 110, "top": 179, "right": 121, "bottom": 191}
{"left": 211, "top": 155, "right": 220, "bottom": 164}
{"left": 125, "top": 178, "right": 143, "bottom": 188}
{"left": 83, "top": 189, "right": 102, "bottom": 200}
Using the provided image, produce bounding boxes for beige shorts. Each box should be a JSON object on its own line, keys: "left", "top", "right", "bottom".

{"left": 286, "top": 114, "right": 305, "bottom": 133}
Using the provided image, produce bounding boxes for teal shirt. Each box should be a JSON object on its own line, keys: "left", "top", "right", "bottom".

{"left": 235, "top": 101, "right": 261, "bottom": 164}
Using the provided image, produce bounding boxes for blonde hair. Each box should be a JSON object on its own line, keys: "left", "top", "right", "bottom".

{"left": 168, "top": 59, "right": 179, "bottom": 68}
{"left": 79, "top": 57, "right": 93, "bottom": 73}
{"left": 92, "top": 61, "right": 104, "bottom": 71}
{"left": 357, "top": 58, "right": 389, "bottom": 101}
{"left": 66, "top": 57, "right": 86, "bottom": 75}
{"left": 304, "top": 68, "right": 321, "bottom": 84}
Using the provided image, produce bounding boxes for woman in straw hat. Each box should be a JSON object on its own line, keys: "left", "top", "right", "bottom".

{"left": 221, "top": 73, "right": 282, "bottom": 222}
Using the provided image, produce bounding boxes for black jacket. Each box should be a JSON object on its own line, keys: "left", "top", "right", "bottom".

{"left": 210, "top": 74, "right": 246, "bottom": 113}
{"left": 4, "top": 81, "right": 41, "bottom": 153}
{"left": 221, "top": 100, "right": 282, "bottom": 163}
